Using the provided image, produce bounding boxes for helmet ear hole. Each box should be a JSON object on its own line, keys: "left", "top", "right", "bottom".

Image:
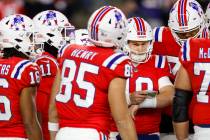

{"left": 5, "top": 20, "right": 9, "bottom": 25}
{"left": 109, "top": 19, "right": 111, "bottom": 24}
{"left": 15, "top": 39, "right": 23, "bottom": 42}
{"left": 15, "top": 45, "right": 21, "bottom": 50}
{"left": 47, "top": 33, "right": 55, "bottom": 37}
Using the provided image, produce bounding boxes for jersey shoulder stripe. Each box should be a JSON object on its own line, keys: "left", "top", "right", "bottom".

{"left": 154, "top": 26, "right": 164, "bottom": 42}
{"left": 102, "top": 53, "right": 129, "bottom": 70}
{"left": 155, "top": 55, "right": 166, "bottom": 68}
{"left": 11, "top": 60, "right": 32, "bottom": 79}
{"left": 181, "top": 39, "right": 190, "bottom": 61}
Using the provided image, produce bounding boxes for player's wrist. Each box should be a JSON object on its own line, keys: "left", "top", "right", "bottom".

{"left": 139, "top": 97, "right": 157, "bottom": 108}
{"left": 48, "top": 122, "right": 59, "bottom": 131}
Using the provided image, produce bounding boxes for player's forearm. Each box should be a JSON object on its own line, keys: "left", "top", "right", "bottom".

{"left": 48, "top": 96, "right": 59, "bottom": 140}
{"left": 48, "top": 102, "right": 58, "bottom": 140}
{"left": 115, "top": 114, "right": 137, "bottom": 140}
{"left": 24, "top": 120, "right": 43, "bottom": 140}
{"left": 173, "top": 121, "right": 189, "bottom": 140}
{"left": 50, "top": 131, "right": 57, "bottom": 140}
{"left": 156, "top": 86, "right": 174, "bottom": 108}
{"left": 49, "top": 70, "right": 60, "bottom": 123}
{"left": 49, "top": 102, "right": 58, "bottom": 122}
{"left": 108, "top": 78, "right": 137, "bottom": 140}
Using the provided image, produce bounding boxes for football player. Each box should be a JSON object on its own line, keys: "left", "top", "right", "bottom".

{"left": 48, "top": 6, "right": 137, "bottom": 140}
{"left": 33, "top": 10, "right": 74, "bottom": 140}
{"left": 153, "top": 0, "right": 208, "bottom": 81}
{"left": 0, "top": 14, "right": 42, "bottom": 140}
{"left": 152, "top": 0, "right": 209, "bottom": 134}
{"left": 173, "top": 38, "right": 210, "bottom": 140}
{"left": 110, "top": 17, "right": 174, "bottom": 140}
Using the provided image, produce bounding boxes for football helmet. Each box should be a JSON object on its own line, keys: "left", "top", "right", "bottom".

{"left": 74, "top": 29, "right": 93, "bottom": 46}
{"left": 126, "top": 17, "right": 153, "bottom": 63}
{"left": 205, "top": 2, "right": 210, "bottom": 33}
{"left": 0, "top": 14, "right": 35, "bottom": 58}
{"left": 87, "top": 6, "right": 127, "bottom": 49}
{"left": 168, "top": 0, "right": 205, "bottom": 44}
{"left": 33, "top": 10, "right": 75, "bottom": 50}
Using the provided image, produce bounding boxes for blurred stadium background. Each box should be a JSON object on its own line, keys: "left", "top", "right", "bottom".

{"left": 1, "top": 0, "right": 209, "bottom": 29}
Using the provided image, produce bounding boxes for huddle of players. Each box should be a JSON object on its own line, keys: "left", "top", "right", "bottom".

{"left": 0, "top": 0, "right": 210, "bottom": 140}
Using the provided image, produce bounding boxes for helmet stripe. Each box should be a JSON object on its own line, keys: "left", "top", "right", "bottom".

{"left": 133, "top": 17, "right": 140, "bottom": 35}
{"left": 178, "top": 0, "right": 182, "bottom": 26}
{"left": 91, "top": 6, "right": 109, "bottom": 40}
{"left": 138, "top": 18, "right": 146, "bottom": 35}
{"left": 133, "top": 17, "right": 146, "bottom": 36}
{"left": 183, "top": 0, "right": 187, "bottom": 26}
{"left": 90, "top": 6, "right": 113, "bottom": 41}
{"left": 178, "top": 0, "right": 188, "bottom": 27}
{"left": 95, "top": 7, "right": 114, "bottom": 40}
{"left": 180, "top": 0, "right": 185, "bottom": 26}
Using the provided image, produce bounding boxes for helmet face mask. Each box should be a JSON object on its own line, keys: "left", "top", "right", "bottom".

{"left": 73, "top": 29, "right": 93, "bottom": 46}
{"left": 168, "top": 0, "right": 205, "bottom": 44}
{"left": 172, "top": 25, "right": 201, "bottom": 44}
{"left": 0, "top": 14, "right": 36, "bottom": 58}
{"left": 87, "top": 6, "right": 127, "bottom": 50}
{"left": 126, "top": 17, "right": 153, "bottom": 64}
{"left": 60, "top": 26, "right": 75, "bottom": 43}
{"left": 33, "top": 10, "right": 75, "bottom": 50}
{"left": 29, "top": 43, "right": 44, "bottom": 59}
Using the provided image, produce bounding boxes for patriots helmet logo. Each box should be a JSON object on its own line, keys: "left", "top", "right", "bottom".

{"left": 43, "top": 11, "right": 58, "bottom": 26}
{"left": 114, "top": 10, "right": 125, "bottom": 29}
{"left": 114, "top": 10, "right": 122, "bottom": 22}
{"left": 11, "top": 15, "right": 26, "bottom": 31}
{"left": 189, "top": 2, "right": 203, "bottom": 17}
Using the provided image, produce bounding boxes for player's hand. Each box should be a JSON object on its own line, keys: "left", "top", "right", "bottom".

{"left": 129, "top": 105, "right": 139, "bottom": 120}
{"left": 130, "top": 91, "right": 147, "bottom": 105}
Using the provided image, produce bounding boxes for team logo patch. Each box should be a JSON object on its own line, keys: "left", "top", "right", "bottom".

{"left": 11, "top": 15, "right": 26, "bottom": 31}
{"left": 114, "top": 10, "right": 124, "bottom": 29}
{"left": 189, "top": 2, "right": 202, "bottom": 17}
{"left": 189, "top": 2, "right": 199, "bottom": 11}
{"left": 114, "top": 10, "right": 122, "bottom": 22}
{"left": 43, "top": 11, "right": 58, "bottom": 26}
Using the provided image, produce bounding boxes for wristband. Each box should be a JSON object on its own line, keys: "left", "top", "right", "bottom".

{"left": 139, "top": 97, "right": 157, "bottom": 108}
{"left": 48, "top": 122, "right": 59, "bottom": 131}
